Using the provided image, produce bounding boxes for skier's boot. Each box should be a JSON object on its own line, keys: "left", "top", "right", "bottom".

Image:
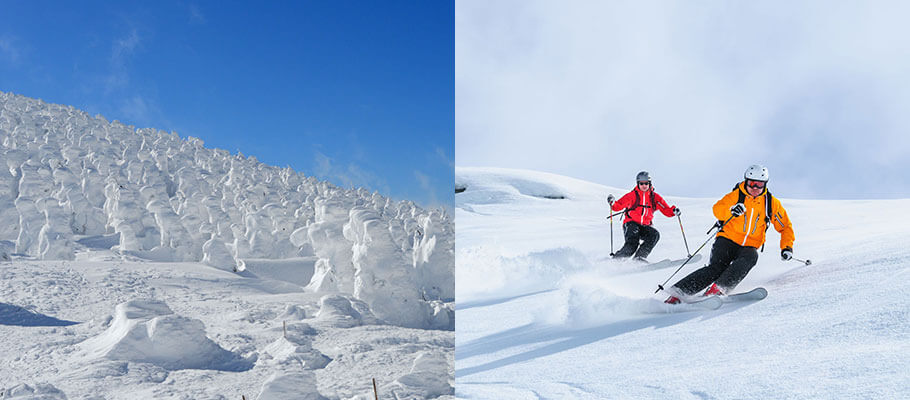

{"left": 703, "top": 283, "right": 724, "bottom": 296}
{"left": 664, "top": 286, "right": 684, "bottom": 304}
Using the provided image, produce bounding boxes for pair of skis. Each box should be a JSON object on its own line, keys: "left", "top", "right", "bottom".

{"left": 669, "top": 287, "right": 768, "bottom": 311}
{"left": 605, "top": 255, "right": 769, "bottom": 311}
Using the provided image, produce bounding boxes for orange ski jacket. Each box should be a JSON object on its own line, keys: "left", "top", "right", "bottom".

{"left": 714, "top": 182, "right": 795, "bottom": 250}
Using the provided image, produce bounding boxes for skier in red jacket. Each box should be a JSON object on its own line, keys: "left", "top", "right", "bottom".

{"left": 608, "top": 171, "right": 680, "bottom": 261}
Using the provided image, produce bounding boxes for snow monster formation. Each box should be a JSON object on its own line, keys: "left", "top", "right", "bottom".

{"left": 0, "top": 91, "right": 453, "bottom": 330}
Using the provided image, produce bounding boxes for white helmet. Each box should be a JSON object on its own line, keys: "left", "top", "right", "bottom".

{"left": 744, "top": 164, "right": 769, "bottom": 182}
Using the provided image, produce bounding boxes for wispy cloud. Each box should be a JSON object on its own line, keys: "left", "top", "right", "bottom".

{"left": 105, "top": 29, "right": 141, "bottom": 92}
{"left": 0, "top": 35, "right": 21, "bottom": 65}
{"left": 118, "top": 95, "right": 153, "bottom": 126}
{"left": 436, "top": 146, "right": 454, "bottom": 169}
{"left": 346, "top": 133, "right": 368, "bottom": 162}
{"left": 414, "top": 169, "right": 450, "bottom": 212}
{"left": 187, "top": 4, "right": 207, "bottom": 24}
{"left": 112, "top": 29, "right": 140, "bottom": 62}
{"left": 312, "top": 150, "right": 391, "bottom": 196}
{"left": 415, "top": 170, "right": 435, "bottom": 198}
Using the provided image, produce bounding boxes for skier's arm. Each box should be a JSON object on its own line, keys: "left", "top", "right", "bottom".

{"left": 654, "top": 193, "right": 676, "bottom": 217}
{"left": 771, "top": 198, "right": 795, "bottom": 250}
{"left": 611, "top": 192, "right": 634, "bottom": 212}
{"left": 712, "top": 189, "right": 741, "bottom": 221}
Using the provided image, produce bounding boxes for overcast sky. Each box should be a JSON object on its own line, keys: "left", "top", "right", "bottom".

{"left": 1, "top": 1, "right": 453, "bottom": 210}
{"left": 456, "top": 1, "right": 910, "bottom": 200}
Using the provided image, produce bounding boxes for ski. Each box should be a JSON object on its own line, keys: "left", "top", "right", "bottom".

{"left": 612, "top": 254, "right": 703, "bottom": 275}
{"left": 722, "top": 287, "right": 768, "bottom": 302}
{"left": 637, "top": 254, "right": 703, "bottom": 272}
{"left": 686, "top": 295, "right": 723, "bottom": 309}
{"left": 660, "top": 295, "right": 723, "bottom": 312}
{"left": 660, "top": 287, "right": 765, "bottom": 313}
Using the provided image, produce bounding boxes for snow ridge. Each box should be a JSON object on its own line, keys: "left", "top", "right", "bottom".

{"left": 0, "top": 91, "right": 453, "bottom": 330}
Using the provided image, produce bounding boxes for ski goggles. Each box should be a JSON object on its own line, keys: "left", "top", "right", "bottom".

{"left": 638, "top": 181, "right": 651, "bottom": 186}
{"left": 746, "top": 179, "right": 766, "bottom": 189}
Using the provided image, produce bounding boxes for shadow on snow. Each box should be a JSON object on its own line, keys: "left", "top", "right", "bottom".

{"left": 459, "top": 289, "right": 557, "bottom": 311}
{"left": 0, "top": 302, "right": 78, "bottom": 327}
{"left": 456, "top": 301, "right": 760, "bottom": 378}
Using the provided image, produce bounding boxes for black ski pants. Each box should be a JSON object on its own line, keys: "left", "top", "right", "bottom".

{"left": 672, "top": 236, "right": 759, "bottom": 295}
{"left": 614, "top": 221, "right": 660, "bottom": 260}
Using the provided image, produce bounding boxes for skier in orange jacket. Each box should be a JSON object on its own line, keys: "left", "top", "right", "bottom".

{"left": 608, "top": 171, "right": 680, "bottom": 261}
{"left": 665, "top": 165, "right": 795, "bottom": 303}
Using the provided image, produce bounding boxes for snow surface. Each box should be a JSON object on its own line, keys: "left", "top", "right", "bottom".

{"left": 0, "top": 92, "right": 453, "bottom": 399}
{"left": 456, "top": 166, "right": 909, "bottom": 399}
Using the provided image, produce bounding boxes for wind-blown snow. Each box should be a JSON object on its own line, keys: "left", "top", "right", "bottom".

{"left": 0, "top": 92, "right": 454, "bottom": 399}
{"left": 456, "top": 166, "right": 909, "bottom": 399}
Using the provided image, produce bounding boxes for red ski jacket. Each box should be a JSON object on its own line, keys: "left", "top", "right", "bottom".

{"left": 611, "top": 187, "right": 676, "bottom": 226}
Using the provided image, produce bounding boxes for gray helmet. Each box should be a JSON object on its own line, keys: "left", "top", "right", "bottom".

{"left": 636, "top": 171, "right": 651, "bottom": 182}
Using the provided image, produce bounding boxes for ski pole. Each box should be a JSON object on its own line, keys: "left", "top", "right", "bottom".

{"left": 790, "top": 257, "right": 812, "bottom": 266}
{"left": 609, "top": 205, "right": 615, "bottom": 257}
{"left": 607, "top": 196, "right": 621, "bottom": 256}
{"left": 655, "top": 215, "right": 735, "bottom": 294}
{"left": 677, "top": 214, "right": 691, "bottom": 257}
{"left": 604, "top": 210, "right": 625, "bottom": 220}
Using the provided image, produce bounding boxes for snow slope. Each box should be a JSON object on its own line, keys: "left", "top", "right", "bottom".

{"left": 0, "top": 91, "right": 453, "bottom": 330}
{"left": 456, "top": 166, "right": 909, "bottom": 399}
{"left": 0, "top": 91, "right": 453, "bottom": 399}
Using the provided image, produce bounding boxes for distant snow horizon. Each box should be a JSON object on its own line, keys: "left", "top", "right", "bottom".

{"left": 457, "top": 164, "right": 910, "bottom": 201}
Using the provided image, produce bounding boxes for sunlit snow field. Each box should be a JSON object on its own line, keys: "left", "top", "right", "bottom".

{"left": 1, "top": 249, "right": 452, "bottom": 399}
{"left": 0, "top": 92, "right": 454, "bottom": 399}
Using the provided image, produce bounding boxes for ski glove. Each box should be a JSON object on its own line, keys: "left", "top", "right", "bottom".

{"left": 673, "top": 207, "right": 681, "bottom": 216}
{"left": 607, "top": 194, "right": 615, "bottom": 204}
{"left": 781, "top": 247, "right": 793, "bottom": 261}
{"left": 730, "top": 203, "right": 746, "bottom": 217}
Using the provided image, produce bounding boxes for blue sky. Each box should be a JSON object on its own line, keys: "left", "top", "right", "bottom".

{"left": 457, "top": 1, "right": 910, "bottom": 200}
{"left": 0, "top": 1, "right": 453, "bottom": 210}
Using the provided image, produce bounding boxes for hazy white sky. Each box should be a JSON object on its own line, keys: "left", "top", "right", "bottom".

{"left": 456, "top": 1, "right": 910, "bottom": 199}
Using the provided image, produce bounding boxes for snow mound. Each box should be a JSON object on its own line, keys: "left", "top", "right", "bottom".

{"left": 201, "top": 237, "right": 236, "bottom": 271}
{"left": 387, "top": 351, "right": 454, "bottom": 398}
{"left": 313, "top": 294, "right": 378, "bottom": 328}
{"left": 262, "top": 324, "right": 331, "bottom": 369}
{"left": 0, "top": 383, "right": 67, "bottom": 400}
{"left": 79, "top": 299, "right": 254, "bottom": 371}
{"left": 256, "top": 372, "right": 327, "bottom": 400}
{"left": 427, "top": 300, "right": 455, "bottom": 331}
{"left": 276, "top": 304, "right": 309, "bottom": 321}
